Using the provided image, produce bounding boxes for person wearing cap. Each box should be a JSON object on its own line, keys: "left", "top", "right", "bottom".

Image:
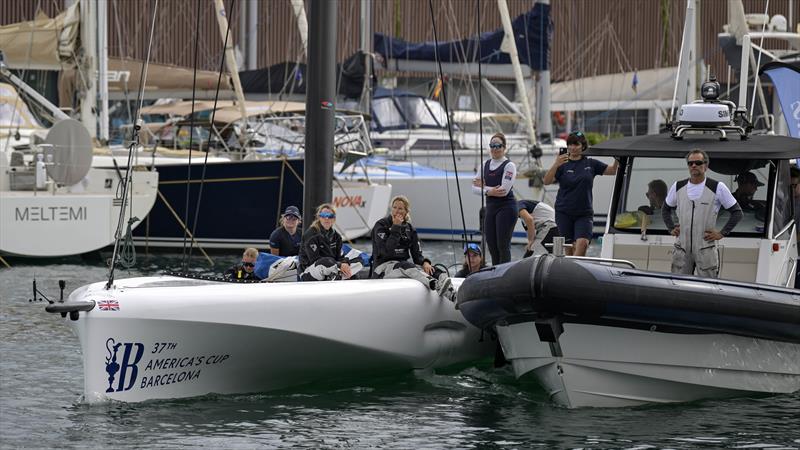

{"left": 455, "top": 243, "right": 486, "bottom": 278}
{"left": 372, "top": 195, "right": 455, "bottom": 301}
{"left": 732, "top": 171, "right": 765, "bottom": 213}
{"left": 543, "top": 130, "right": 618, "bottom": 257}
{"left": 223, "top": 247, "right": 262, "bottom": 281}
{"left": 662, "top": 149, "right": 743, "bottom": 278}
{"left": 269, "top": 205, "right": 303, "bottom": 257}
{"left": 298, "top": 203, "right": 351, "bottom": 281}
{"left": 517, "top": 199, "right": 559, "bottom": 257}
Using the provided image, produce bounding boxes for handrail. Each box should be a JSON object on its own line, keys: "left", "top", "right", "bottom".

{"left": 566, "top": 256, "right": 638, "bottom": 269}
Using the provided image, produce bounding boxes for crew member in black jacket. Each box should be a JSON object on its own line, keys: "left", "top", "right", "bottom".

{"left": 298, "top": 203, "right": 351, "bottom": 281}
{"left": 372, "top": 195, "right": 454, "bottom": 300}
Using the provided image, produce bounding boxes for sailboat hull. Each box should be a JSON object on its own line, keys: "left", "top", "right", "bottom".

{"left": 65, "top": 276, "right": 492, "bottom": 403}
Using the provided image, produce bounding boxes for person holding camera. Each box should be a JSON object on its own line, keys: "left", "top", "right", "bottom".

{"left": 223, "top": 247, "right": 262, "bottom": 281}
{"left": 472, "top": 132, "right": 517, "bottom": 265}
{"left": 543, "top": 131, "right": 618, "bottom": 256}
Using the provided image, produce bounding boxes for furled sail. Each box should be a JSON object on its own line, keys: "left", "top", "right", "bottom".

{"left": 373, "top": 3, "right": 550, "bottom": 71}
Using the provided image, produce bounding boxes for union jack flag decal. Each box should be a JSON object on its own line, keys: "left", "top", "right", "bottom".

{"left": 98, "top": 300, "right": 120, "bottom": 311}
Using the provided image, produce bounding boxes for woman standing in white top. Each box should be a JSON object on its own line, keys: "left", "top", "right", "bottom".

{"left": 472, "top": 132, "right": 517, "bottom": 265}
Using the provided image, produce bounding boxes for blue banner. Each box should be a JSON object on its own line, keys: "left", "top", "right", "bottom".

{"left": 761, "top": 63, "right": 800, "bottom": 138}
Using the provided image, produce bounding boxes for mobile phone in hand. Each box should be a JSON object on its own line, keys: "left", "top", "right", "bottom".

{"left": 559, "top": 147, "right": 568, "bottom": 155}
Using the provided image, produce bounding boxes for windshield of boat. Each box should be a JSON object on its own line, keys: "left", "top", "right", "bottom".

{"left": 613, "top": 157, "right": 769, "bottom": 236}
{"left": 371, "top": 96, "right": 447, "bottom": 130}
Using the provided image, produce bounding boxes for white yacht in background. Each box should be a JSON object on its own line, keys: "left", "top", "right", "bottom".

{"left": 0, "top": 76, "right": 157, "bottom": 258}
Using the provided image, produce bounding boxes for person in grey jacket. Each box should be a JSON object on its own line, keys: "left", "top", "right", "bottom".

{"left": 662, "top": 149, "right": 743, "bottom": 278}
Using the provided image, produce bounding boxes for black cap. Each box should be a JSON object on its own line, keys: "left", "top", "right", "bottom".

{"left": 735, "top": 172, "right": 764, "bottom": 187}
{"left": 282, "top": 205, "right": 301, "bottom": 219}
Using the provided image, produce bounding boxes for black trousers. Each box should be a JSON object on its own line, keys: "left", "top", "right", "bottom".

{"left": 484, "top": 201, "right": 517, "bottom": 265}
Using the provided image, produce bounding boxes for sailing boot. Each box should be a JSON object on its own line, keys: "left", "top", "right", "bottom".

{"left": 435, "top": 272, "right": 454, "bottom": 301}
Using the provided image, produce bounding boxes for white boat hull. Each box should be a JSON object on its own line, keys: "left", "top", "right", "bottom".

{"left": 0, "top": 168, "right": 158, "bottom": 257}
{"left": 66, "top": 276, "right": 492, "bottom": 403}
{"left": 496, "top": 321, "right": 800, "bottom": 408}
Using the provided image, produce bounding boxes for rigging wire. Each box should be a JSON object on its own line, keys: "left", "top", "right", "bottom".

{"left": 476, "top": 0, "right": 485, "bottom": 256}
{"left": 186, "top": 0, "right": 238, "bottom": 267}
{"left": 179, "top": 0, "right": 204, "bottom": 271}
{"left": 107, "top": 0, "right": 160, "bottom": 289}
{"left": 426, "top": 0, "right": 468, "bottom": 247}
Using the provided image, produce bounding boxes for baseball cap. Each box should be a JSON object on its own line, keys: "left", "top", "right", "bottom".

{"left": 735, "top": 172, "right": 764, "bottom": 187}
{"left": 464, "top": 243, "right": 482, "bottom": 255}
{"left": 282, "top": 205, "right": 302, "bottom": 219}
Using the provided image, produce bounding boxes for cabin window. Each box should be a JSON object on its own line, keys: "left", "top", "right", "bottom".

{"left": 393, "top": 97, "right": 443, "bottom": 128}
{"left": 371, "top": 98, "right": 404, "bottom": 129}
{"left": 772, "top": 160, "right": 793, "bottom": 239}
{"left": 613, "top": 157, "right": 768, "bottom": 237}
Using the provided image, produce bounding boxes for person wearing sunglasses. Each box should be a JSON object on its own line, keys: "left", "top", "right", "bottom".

{"left": 298, "top": 204, "right": 352, "bottom": 281}
{"left": 454, "top": 243, "right": 486, "bottom": 278}
{"left": 372, "top": 195, "right": 455, "bottom": 300}
{"left": 543, "top": 130, "right": 618, "bottom": 257}
{"left": 223, "top": 247, "right": 262, "bottom": 281}
{"left": 472, "top": 132, "right": 517, "bottom": 265}
{"left": 269, "top": 205, "right": 303, "bottom": 257}
{"left": 662, "top": 149, "right": 742, "bottom": 278}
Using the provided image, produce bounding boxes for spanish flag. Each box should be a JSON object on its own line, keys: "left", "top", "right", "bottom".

{"left": 432, "top": 78, "right": 443, "bottom": 100}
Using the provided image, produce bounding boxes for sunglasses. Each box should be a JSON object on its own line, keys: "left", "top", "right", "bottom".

{"left": 569, "top": 131, "right": 584, "bottom": 137}
{"left": 489, "top": 143, "right": 504, "bottom": 149}
{"left": 283, "top": 215, "right": 299, "bottom": 221}
{"left": 319, "top": 211, "right": 336, "bottom": 219}
{"left": 242, "top": 262, "right": 255, "bottom": 268}
{"left": 687, "top": 160, "right": 706, "bottom": 167}
{"left": 464, "top": 243, "right": 481, "bottom": 254}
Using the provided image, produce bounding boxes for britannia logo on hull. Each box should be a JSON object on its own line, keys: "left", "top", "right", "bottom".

{"left": 104, "top": 338, "right": 144, "bottom": 393}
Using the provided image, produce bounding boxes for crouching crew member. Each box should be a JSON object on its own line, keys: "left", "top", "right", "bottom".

{"left": 298, "top": 204, "right": 351, "bottom": 281}
{"left": 518, "top": 199, "right": 559, "bottom": 257}
{"left": 224, "top": 247, "right": 261, "bottom": 281}
{"left": 372, "top": 195, "right": 455, "bottom": 301}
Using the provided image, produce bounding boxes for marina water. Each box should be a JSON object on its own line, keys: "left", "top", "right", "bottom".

{"left": 1, "top": 242, "right": 798, "bottom": 448}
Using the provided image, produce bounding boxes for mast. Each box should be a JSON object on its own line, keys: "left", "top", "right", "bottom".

{"left": 497, "top": 0, "right": 537, "bottom": 148}
{"left": 303, "top": 0, "right": 337, "bottom": 223}
{"left": 534, "top": 0, "right": 551, "bottom": 142}
{"left": 290, "top": 0, "right": 310, "bottom": 54}
{"left": 213, "top": 0, "right": 248, "bottom": 124}
{"left": 359, "top": 0, "right": 372, "bottom": 113}
{"left": 97, "top": 0, "right": 109, "bottom": 142}
{"left": 79, "top": 0, "right": 97, "bottom": 138}
{"left": 247, "top": 0, "right": 258, "bottom": 70}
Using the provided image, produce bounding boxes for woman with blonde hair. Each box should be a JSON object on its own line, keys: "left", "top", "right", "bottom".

{"left": 372, "top": 195, "right": 454, "bottom": 300}
{"left": 298, "top": 203, "right": 351, "bottom": 281}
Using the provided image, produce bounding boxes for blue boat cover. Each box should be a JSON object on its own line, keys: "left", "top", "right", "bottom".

{"left": 374, "top": 3, "right": 550, "bottom": 71}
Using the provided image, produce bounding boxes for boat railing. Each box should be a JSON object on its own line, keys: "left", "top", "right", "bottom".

{"left": 565, "top": 256, "right": 637, "bottom": 270}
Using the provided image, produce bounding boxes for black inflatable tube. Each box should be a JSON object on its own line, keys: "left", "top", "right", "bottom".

{"left": 457, "top": 255, "right": 800, "bottom": 343}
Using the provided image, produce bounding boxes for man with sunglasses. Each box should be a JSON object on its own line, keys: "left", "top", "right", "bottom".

{"left": 662, "top": 149, "right": 742, "bottom": 278}
{"left": 223, "top": 247, "right": 262, "bottom": 281}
